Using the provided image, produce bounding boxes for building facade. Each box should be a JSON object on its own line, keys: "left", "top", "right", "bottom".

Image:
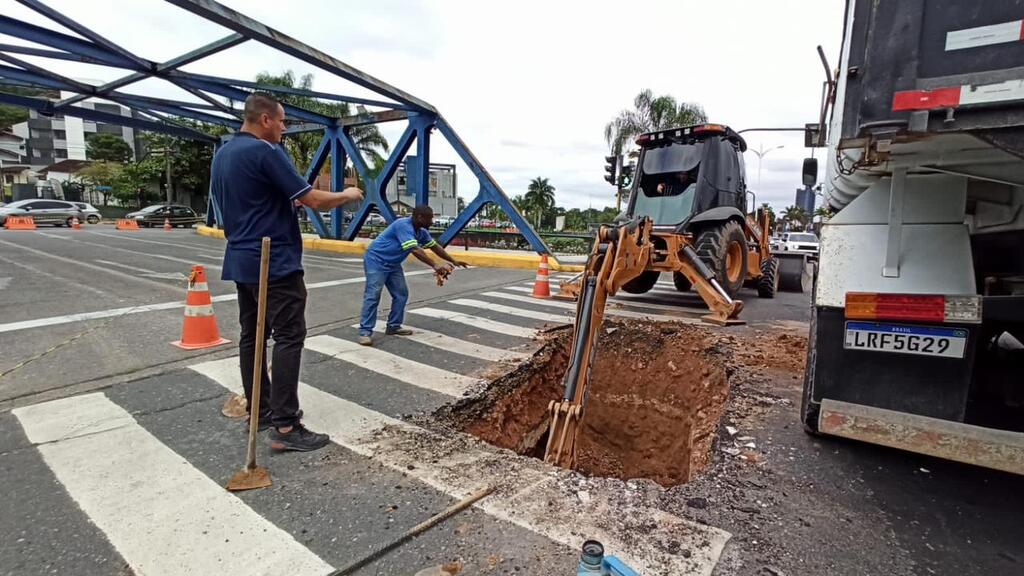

{"left": 384, "top": 160, "right": 458, "bottom": 217}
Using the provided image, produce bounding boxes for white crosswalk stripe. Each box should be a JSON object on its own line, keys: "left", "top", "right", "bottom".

{"left": 447, "top": 298, "right": 571, "bottom": 323}
{"left": 13, "top": 393, "right": 333, "bottom": 576}
{"left": 189, "top": 357, "right": 730, "bottom": 576}
{"left": 305, "top": 334, "right": 481, "bottom": 397}
{"left": 409, "top": 307, "right": 537, "bottom": 338}
{"left": 485, "top": 290, "right": 704, "bottom": 324}
{"left": 355, "top": 320, "right": 530, "bottom": 362}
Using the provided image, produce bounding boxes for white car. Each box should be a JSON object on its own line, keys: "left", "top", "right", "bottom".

{"left": 73, "top": 202, "right": 102, "bottom": 224}
{"left": 778, "top": 232, "right": 819, "bottom": 253}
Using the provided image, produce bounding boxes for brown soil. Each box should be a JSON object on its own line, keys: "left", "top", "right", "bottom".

{"left": 447, "top": 319, "right": 731, "bottom": 487}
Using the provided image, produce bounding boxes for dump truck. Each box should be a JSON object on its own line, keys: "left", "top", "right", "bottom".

{"left": 801, "top": 0, "right": 1024, "bottom": 474}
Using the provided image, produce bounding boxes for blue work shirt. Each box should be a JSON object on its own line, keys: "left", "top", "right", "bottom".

{"left": 210, "top": 132, "right": 311, "bottom": 284}
{"left": 364, "top": 217, "right": 437, "bottom": 271}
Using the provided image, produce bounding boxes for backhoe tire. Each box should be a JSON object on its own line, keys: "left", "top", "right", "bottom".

{"left": 757, "top": 257, "right": 779, "bottom": 298}
{"left": 672, "top": 271, "right": 692, "bottom": 292}
{"left": 621, "top": 270, "right": 660, "bottom": 294}
{"left": 694, "top": 220, "right": 747, "bottom": 297}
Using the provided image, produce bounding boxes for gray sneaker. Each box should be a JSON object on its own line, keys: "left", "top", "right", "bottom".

{"left": 385, "top": 326, "right": 413, "bottom": 336}
{"left": 358, "top": 335, "right": 373, "bottom": 346}
{"left": 269, "top": 424, "right": 330, "bottom": 452}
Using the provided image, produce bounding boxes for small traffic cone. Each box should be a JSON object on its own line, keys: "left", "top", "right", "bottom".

{"left": 172, "top": 265, "right": 230, "bottom": 349}
{"left": 532, "top": 254, "right": 552, "bottom": 298}
{"left": 164, "top": 217, "right": 172, "bottom": 231}
{"left": 71, "top": 216, "right": 81, "bottom": 230}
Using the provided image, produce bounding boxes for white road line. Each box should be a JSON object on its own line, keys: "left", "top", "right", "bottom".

{"left": 305, "top": 334, "right": 480, "bottom": 397}
{"left": 0, "top": 254, "right": 108, "bottom": 297}
{"left": 0, "top": 238, "right": 179, "bottom": 293}
{"left": 0, "top": 269, "right": 435, "bottom": 335}
{"left": 13, "top": 393, "right": 333, "bottom": 576}
{"left": 95, "top": 259, "right": 159, "bottom": 274}
{"left": 409, "top": 307, "right": 537, "bottom": 338}
{"left": 190, "top": 359, "right": 731, "bottom": 576}
{"left": 36, "top": 231, "right": 71, "bottom": 240}
{"left": 354, "top": 320, "right": 530, "bottom": 362}
{"left": 0, "top": 276, "right": 9, "bottom": 290}
{"left": 502, "top": 287, "right": 707, "bottom": 315}
{"left": 448, "top": 298, "right": 571, "bottom": 323}
{"left": 88, "top": 230, "right": 224, "bottom": 254}
{"left": 488, "top": 290, "right": 703, "bottom": 324}
{"left": 66, "top": 233, "right": 224, "bottom": 270}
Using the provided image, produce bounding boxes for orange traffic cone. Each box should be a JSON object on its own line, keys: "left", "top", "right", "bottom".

{"left": 172, "top": 265, "right": 230, "bottom": 350}
{"left": 164, "top": 217, "right": 172, "bottom": 231}
{"left": 532, "top": 254, "right": 551, "bottom": 298}
{"left": 71, "top": 216, "right": 81, "bottom": 230}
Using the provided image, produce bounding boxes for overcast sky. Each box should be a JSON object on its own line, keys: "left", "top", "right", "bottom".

{"left": 3, "top": 0, "right": 845, "bottom": 211}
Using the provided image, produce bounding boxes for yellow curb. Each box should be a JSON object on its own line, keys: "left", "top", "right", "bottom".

{"left": 196, "top": 225, "right": 585, "bottom": 272}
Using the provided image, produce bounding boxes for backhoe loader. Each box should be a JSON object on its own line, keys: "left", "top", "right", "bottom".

{"left": 545, "top": 123, "right": 777, "bottom": 468}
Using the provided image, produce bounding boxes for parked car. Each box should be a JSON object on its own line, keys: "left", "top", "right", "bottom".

{"left": 777, "top": 232, "right": 819, "bottom": 253}
{"left": 0, "top": 199, "right": 84, "bottom": 227}
{"left": 73, "top": 202, "right": 102, "bottom": 224}
{"left": 365, "top": 213, "right": 386, "bottom": 226}
{"left": 433, "top": 215, "right": 454, "bottom": 228}
{"left": 125, "top": 204, "right": 200, "bottom": 228}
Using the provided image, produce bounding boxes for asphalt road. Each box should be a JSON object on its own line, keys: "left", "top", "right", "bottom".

{"left": 5, "top": 227, "right": 1015, "bottom": 576}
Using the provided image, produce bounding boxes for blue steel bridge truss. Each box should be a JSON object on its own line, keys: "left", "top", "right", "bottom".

{"left": 0, "top": 0, "right": 550, "bottom": 253}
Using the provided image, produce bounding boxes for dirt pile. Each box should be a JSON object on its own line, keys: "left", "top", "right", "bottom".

{"left": 447, "top": 319, "right": 731, "bottom": 486}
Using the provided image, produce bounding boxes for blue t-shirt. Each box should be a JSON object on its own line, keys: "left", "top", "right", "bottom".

{"left": 364, "top": 217, "right": 436, "bottom": 271}
{"left": 210, "top": 132, "right": 312, "bottom": 284}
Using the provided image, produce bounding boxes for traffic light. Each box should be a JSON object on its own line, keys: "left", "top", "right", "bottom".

{"left": 619, "top": 161, "right": 635, "bottom": 188}
{"left": 603, "top": 155, "right": 619, "bottom": 186}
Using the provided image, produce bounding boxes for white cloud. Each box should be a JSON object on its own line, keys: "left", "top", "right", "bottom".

{"left": 3, "top": 0, "right": 843, "bottom": 211}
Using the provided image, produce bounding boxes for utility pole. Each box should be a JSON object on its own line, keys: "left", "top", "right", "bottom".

{"left": 153, "top": 147, "right": 176, "bottom": 204}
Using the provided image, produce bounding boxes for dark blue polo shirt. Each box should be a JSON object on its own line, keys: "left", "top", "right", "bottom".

{"left": 210, "top": 132, "right": 312, "bottom": 284}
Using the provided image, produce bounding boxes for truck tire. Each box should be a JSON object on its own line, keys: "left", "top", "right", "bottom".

{"left": 694, "top": 220, "right": 747, "bottom": 296}
{"left": 672, "top": 271, "right": 692, "bottom": 292}
{"left": 621, "top": 270, "right": 660, "bottom": 294}
{"left": 757, "top": 257, "right": 779, "bottom": 298}
{"left": 801, "top": 283, "right": 821, "bottom": 434}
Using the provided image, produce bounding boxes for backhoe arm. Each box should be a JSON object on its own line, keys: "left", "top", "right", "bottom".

{"left": 543, "top": 218, "right": 652, "bottom": 468}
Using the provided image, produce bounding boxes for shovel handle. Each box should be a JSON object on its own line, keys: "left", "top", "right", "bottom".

{"left": 245, "top": 237, "right": 271, "bottom": 470}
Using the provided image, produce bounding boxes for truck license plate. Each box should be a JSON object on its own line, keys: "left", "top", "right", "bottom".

{"left": 844, "top": 322, "right": 968, "bottom": 359}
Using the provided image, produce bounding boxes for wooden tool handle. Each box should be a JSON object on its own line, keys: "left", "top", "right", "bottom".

{"left": 245, "top": 237, "right": 271, "bottom": 469}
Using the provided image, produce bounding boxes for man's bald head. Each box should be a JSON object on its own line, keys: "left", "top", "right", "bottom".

{"left": 242, "top": 92, "right": 286, "bottom": 143}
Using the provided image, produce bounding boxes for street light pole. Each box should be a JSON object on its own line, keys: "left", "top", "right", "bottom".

{"left": 750, "top": 143, "right": 785, "bottom": 191}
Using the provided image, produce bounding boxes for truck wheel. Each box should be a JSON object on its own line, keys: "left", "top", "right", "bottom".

{"left": 757, "top": 257, "right": 779, "bottom": 298}
{"left": 694, "top": 220, "right": 747, "bottom": 296}
{"left": 672, "top": 271, "right": 692, "bottom": 292}
{"left": 621, "top": 270, "right": 660, "bottom": 294}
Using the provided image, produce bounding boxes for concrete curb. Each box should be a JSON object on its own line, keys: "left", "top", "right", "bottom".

{"left": 196, "top": 225, "right": 585, "bottom": 272}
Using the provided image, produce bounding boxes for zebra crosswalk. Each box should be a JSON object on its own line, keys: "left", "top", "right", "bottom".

{"left": 4, "top": 277, "right": 729, "bottom": 576}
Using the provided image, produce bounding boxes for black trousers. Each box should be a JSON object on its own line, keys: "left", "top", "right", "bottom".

{"left": 236, "top": 270, "right": 307, "bottom": 427}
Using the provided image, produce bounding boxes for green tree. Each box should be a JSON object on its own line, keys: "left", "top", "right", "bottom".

{"left": 782, "top": 205, "right": 809, "bottom": 231}
{"left": 1, "top": 86, "right": 57, "bottom": 130}
{"left": 140, "top": 124, "right": 221, "bottom": 204}
{"left": 253, "top": 71, "right": 390, "bottom": 180}
{"left": 86, "top": 133, "right": 134, "bottom": 163}
{"left": 113, "top": 159, "right": 162, "bottom": 209}
{"left": 524, "top": 177, "right": 555, "bottom": 228}
{"left": 756, "top": 202, "right": 777, "bottom": 233}
{"left": 813, "top": 206, "right": 832, "bottom": 224}
{"left": 604, "top": 89, "right": 707, "bottom": 156}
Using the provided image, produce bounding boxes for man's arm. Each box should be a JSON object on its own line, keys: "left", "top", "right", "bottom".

{"left": 410, "top": 246, "right": 452, "bottom": 273}
{"left": 429, "top": 244, "right": 469, "bottom": 268}
{"left": 297, "top": 186, "right": 363, "bottom": 211}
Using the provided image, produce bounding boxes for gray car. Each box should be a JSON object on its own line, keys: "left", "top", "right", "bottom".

{"left": 0, "top": 199, "right": 85, "bottom": 227}
{"left": 73, "top": 202, "right": 103, "bottom": 224}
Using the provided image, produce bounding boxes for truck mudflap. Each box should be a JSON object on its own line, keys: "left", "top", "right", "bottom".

{"left": 819, "top": 398, "right": 1024, "bottom": 475}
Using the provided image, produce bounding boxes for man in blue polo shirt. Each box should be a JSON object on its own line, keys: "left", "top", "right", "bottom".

{"left": 211, "top": 92, "right": 362, "bottom": 452}
{"left": 358, "top": 204, "right": 467, "bottom": 345}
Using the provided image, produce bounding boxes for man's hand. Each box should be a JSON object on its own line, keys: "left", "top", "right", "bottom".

{"left": 339, "top": 186, "right": 364, "bottom": 204}
{"left": 453, "top": 260, "right": 469, "bottom": 268}
{"left": 433, "top": 262, "right": 454, "bottom": 274}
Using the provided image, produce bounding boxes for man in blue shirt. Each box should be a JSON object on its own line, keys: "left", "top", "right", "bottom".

{"left": 358, "top": 204, "right": 467, "bottom": 345}
{"left": 211, "top": 93, "right": 362, "bottom": 452}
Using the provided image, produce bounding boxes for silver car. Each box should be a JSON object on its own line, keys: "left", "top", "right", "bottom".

{"left": 0, "top": 199, "right": 85, "bottom": 227}
{"left": 73, "top": 202, "right": 102, "bottom": 224}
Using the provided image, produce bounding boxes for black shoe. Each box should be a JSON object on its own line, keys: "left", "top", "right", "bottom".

{"left": 246, "top": 409, "right": 303, "bottom": 432}
{"left": 269, "top": 423, "right": 330, "bottom": 452}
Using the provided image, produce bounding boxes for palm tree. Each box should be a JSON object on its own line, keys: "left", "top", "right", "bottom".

{"left": 525, "top": 177, "right": 556, "bottom": 228}
{"left": 813, "top": 206, "right": 832, "bottom": 224}
{"left": 604, "top": 89, "right": 707, "bottom": 156}
{"left": 782, "top": 205, "right": 809, "bottom": 231}
{"left": 253, "top": 71, "right": 390, "bottom": 179}
{"left": 756, "top": 202, "right": 777, "bottom": 232}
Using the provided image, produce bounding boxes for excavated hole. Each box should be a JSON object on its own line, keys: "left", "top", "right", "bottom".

{"left": 444, "top": 319, "right": 731, "bottom": 487}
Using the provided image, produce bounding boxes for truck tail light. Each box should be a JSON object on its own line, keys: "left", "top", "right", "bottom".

{"left": 845, "top": 293, "right": 982, "bottom": 323}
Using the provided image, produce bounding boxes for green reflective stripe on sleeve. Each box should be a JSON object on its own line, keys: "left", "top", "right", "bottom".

{"left": 422, "top": 240, "right": 437, "bottom": 248}
{"left": 401, "top": 240, "right": 418, "bottom": 249}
